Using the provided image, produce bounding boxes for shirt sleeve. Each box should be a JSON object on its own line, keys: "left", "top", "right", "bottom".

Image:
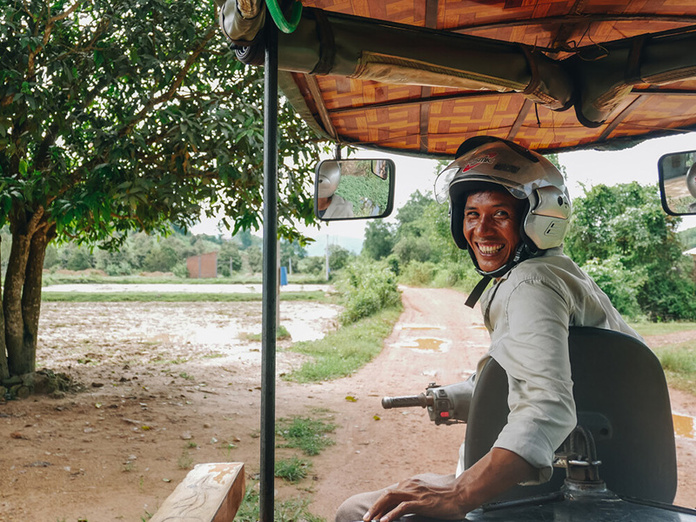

{"left": 488, "top": 278, "right": 577, "bottom": 484}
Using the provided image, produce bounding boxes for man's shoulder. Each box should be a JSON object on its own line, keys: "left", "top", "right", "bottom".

{"left": 508, "top": 249, "right": 576, "bottom": 280}
{"left": 493, "top": 250, "right": 585, "bottom": 304}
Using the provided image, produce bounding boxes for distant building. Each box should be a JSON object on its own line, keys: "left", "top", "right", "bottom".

{"left": 187, "top": 252, "right": 218, "bottom": 279}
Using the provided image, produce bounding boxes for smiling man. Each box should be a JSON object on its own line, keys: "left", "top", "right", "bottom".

{"left": 463, "top": 190, "right": 522, "bottom": 273}
{"left": 335, "top": 137, "right": 641, "bottom": 522}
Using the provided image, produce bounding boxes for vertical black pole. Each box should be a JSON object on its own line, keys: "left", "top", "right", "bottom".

{"left": 260, "top": 23, "right": 278, "bottom": 522}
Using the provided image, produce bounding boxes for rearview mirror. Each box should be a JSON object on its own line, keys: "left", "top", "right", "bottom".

{"left": 658, "top": 150, "right": 696, "bottom": 216}
{"left": 314, "top": 159, "right": 395, "bottom": 221}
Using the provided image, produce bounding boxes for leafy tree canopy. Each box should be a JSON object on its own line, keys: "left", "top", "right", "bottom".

{"left": 565, "top": 182, "right": 696, "bottom": 320}
{"left": 361, "top": 221, "right": 394, "bottom": 261}
{"left": 679, "top": 227, "right": 696, "bottom": 250}
{"left": 1, "top": 0, "right": 323, "bottom": 245}
{"left": 0, "top": 0, "right": 325, "bottom": 379}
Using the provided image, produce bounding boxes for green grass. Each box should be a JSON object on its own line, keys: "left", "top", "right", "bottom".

{"left": 276, "top": 415, "right": 336, "bottom": 456}
{"left": 42, "top": 272, "right": 328, "bottom": 286}
{"left": 274, "top": 456, "right": 311, "bottom": 483}
{"left": 244, "top": 325, "right": 292, "bottom": 342}
{"left": 653, "top": 341, "right": 696, "bottom": 395}
{"left": 41, "top": 291, "right": 331, "bottom": 303}
{"left": 235, "top": 485, "right": 324, "bottom": 522}
{"left": 628, "top": 321, "right": 696, "bottom": 337}
{"left": 623, "top": 321, "right": 696, "bottom": 395}
{"left": 283, "top": 306, "right": 401, "bottom": 383}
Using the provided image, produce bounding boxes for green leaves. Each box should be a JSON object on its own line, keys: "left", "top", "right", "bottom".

{"left": 1, "top": 0, "right": 325, "bottom": 250}
{"left": 566, "top": 182, "right": 696, "bottom": 320}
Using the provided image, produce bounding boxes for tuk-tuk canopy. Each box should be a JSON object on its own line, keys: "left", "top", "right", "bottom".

{"left": 253, "top": 0, "right": 696, "bottom": 157}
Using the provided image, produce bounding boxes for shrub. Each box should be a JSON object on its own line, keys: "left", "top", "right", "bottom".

{"left": 399, "top": 261, "right": 436, "bottom": 286}
{"left": 274, "top": 456, "right": 310, "bottom": 483}
{"left": 638, "top": 268, "right": 696, "bottom": 321}
{"left": 172, "top": 262, "right": 189, "bottom": 279}
{"left": 399, "top": 260, "right": 480, "bottom": 290}
{"left": 296, "top": 256, "right": 323, "bottom": 275}
{"left": 582, "top": 256, "right": 643, "bottom": 319}
{"left": 393, "top": 236, "right": 431, "bottom": 264}
{"left": 336, "top": 259, "right": 400, "bottom": 324}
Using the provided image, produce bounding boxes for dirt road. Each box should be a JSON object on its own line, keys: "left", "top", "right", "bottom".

{"left": 308, "top": 287, "right": 696, "bottom": 516}
{"left": 0, "top": 287, "right": 694, "bottom": 521}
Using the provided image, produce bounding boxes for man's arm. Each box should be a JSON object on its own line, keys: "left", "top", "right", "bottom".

{"left": 363, "top": 448, "right": 535, "bottom": 522}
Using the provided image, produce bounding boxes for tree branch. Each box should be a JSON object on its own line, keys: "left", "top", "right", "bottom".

{"left": 48, "top": 0, "right": 84, "bottom": 24}
{"left": 27, "top": 0, "right": 90, "bottom": 81}
{"left": 120, "top": 26, "right": 218, "bottom": 137}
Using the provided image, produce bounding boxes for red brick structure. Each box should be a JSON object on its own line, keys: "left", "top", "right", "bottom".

{"left": 186, "top": 252, "right": 218, "bottom": 279}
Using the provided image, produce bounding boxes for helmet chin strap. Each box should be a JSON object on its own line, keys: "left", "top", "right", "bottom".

{"left": 464, "top": 243, "right": 529, "bottom": 308}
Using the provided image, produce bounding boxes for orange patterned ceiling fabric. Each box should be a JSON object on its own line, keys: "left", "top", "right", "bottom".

{"left": 276, "top": 1, "right": 696, "bottom": 156}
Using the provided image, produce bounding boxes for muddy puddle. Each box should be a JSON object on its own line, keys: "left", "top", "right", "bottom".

{"left": 673, "top": 413, "right": 696, "bottom": 440}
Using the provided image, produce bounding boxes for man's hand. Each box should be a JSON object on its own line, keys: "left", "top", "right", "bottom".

{"left": 363, "top": 474, "right": 467, "bottom": 522}
{"left": 363, "top": 448, "right": 536, "bottom": 522}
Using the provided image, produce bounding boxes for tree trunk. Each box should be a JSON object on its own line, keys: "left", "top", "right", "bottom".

{"left": 20, "top": 225, "right": 53, "bottom": 376}
{"left": 0, "top": 236, "right": 8, "bottom": 380}
{"left": 3, "top": 207, "right": 46, "bottom": 377}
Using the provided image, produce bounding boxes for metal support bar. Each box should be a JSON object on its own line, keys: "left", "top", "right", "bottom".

{"left": 260, "top": 23, "right": 279, "bottom": 522}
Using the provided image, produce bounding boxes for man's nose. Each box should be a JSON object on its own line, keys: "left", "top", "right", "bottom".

{"left": 475, "top": 214, "right": 496, "bottom": 235}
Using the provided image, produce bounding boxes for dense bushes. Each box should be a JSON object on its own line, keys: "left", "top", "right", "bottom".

{"left": 581, "top": 256, "right": 643, "bottom": 319}
{"left": 566, "top": 183, "right": 696, "bottom": 321}
{"left": 358, "top": 173, "right": 696, "bottom": 322}
{"left": 360, "top": 188, "right": 480, "bottom": 293}
{"left": 335, "top": 259, "right": 401, "bottom": 324}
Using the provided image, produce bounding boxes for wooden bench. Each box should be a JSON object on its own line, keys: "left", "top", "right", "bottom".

{"left": 151, "top": 462, "right": 245, "bottom": 522}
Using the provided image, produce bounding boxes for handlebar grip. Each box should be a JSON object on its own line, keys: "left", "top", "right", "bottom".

{"left": 381, "top": 393, "right": 432, "bottom": 409}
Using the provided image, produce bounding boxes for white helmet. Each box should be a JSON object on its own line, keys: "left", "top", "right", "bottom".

{"left": 435, "top": 136, "right": 571, "bottom": 278}
{"left": 317, "top": 162, "right": 342, "bottom": 198}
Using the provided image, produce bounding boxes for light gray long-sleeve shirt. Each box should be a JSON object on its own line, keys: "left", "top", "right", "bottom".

{"left": 460, "top": 247, "right": 641, "bottom": 484}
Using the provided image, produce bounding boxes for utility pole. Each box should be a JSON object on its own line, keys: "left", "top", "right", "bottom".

{"left": 325, "top": 235, "right": 330, "bottom": 281}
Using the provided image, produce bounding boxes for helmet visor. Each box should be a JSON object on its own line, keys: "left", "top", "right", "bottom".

{"left": 434, "top": 154, "right": 565, "bottom": 204}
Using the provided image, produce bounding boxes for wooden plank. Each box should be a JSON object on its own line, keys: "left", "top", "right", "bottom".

{"left": 306, "top": 76, "right": 338, "bottom": 139}
{"left": 151, "top": 462, "right": 245, "bottom": 522}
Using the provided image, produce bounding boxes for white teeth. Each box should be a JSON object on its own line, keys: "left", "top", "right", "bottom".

{"left": 479, "top": 244, "right": 503, "bottom": 254}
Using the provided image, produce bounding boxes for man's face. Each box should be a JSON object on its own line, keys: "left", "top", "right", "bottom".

{"left": 463, "top": 190, "right": 522, "bottom": 273}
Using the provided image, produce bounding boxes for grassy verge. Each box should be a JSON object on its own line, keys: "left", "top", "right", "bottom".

{"left": 235, "top": 487, "right": 323, "bottom": 522}
{"left": 652, "top": 341, "right": 696, "bottom": 396}
{"left": 41, "top": 291, "right": 332, "bottom": 303}
{"left": 276, "top": 414, "right": 336, "bottom": 456}
{"left": 235, "top": 412, "right": 337, "bottom": 521}
{"left": 283, "top": 305, "right": 402, "bottom": 383}
{"left": 244, "top": 325, "right": 292, "bottom": 342}
{"left": 627, "top": 321, "right": 696, "bottom": 395}
{"left": 42, "top": 272, "right": 327, "bottom": 286}
{"left": 628, "top": 321, "right": 696, "bottom": 337}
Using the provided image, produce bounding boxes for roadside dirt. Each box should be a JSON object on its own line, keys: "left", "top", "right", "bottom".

{"left": 0, "top": 287, "right": 694, "bottom": 521}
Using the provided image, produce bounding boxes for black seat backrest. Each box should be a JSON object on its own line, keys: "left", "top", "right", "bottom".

{"left": 463, "top": 326, "right": 677, "bottom": 503}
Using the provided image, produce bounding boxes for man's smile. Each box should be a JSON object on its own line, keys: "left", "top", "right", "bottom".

{"left": 463, "top": 190, "right": 522, "bottom": 273}
{"left": 476, "top": 243, "right": 505, "bottom": 255}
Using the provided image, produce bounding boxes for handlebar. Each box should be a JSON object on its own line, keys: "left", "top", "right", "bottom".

{"left": 381, "top": 393, "right": 433, "bottom": 409}
{"left": 381, "top": 380, "right": 474, "bottom": 425}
